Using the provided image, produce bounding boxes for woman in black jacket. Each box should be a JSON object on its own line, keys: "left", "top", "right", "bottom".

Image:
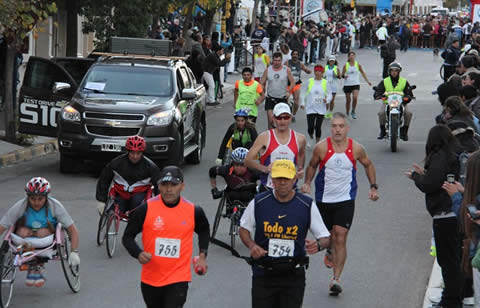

{"left": 406, "top": 124, "right": 463, "bottom": 308}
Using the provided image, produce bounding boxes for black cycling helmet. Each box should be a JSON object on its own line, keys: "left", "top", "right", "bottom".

{"left": 388, "top": 62, "right": 402, "bottom": 73}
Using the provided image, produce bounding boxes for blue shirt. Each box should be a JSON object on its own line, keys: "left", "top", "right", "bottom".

{"left": 24, "top": 206, "right": 57, "bottom": 229}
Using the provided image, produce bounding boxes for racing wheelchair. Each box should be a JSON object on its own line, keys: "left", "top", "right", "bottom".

{"left": 0, "top": 223, "right": 79, "bottom": 307}
{"left": 96, "top": 186, "right": 153, "bottom": 258}
{"left": 211, "top": 183, "right": 257, "bottom": 249}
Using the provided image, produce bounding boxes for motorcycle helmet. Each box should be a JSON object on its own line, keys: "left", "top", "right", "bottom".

{"left": 125, "top": 136, "right": 146, "bottom": 152}
{"left": 231, "top": 147, "right": 249, "bottom": 164}
{"left": 25, "top": 177, "right": 51, "bottom": 196}
{"left": 234, "top": 109, "right": 249, "bottom": 119}
{"left": 388, "top": 62, "right": 402, "bottom": 73}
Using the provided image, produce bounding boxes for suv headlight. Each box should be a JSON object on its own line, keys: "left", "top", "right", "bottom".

{"left": 147, "top": 110, "right": 173, "bottom": 126}
{"left": 62, "top": 106, "right": 81, "bottom": 122}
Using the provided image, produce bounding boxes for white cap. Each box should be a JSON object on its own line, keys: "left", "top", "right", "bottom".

{"left": 273, "top": 103, "right": 292, "bottom": 117}
{"left": 328, "top": 55, "right": 336, "bottom": 61}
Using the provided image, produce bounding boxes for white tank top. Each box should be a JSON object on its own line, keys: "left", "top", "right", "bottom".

{"left": 267, "top": 66, "right": 289, "bottom": 98}
{"left": 343, "top": 61, "right": 360, "bottom": 86}
{"left": 325, "top": 66, "right": 337, "bottom": 82}
{"left": 305, "top": 80, "right": 328, "bottom": 115}
{"left": 254, "top": 54, "right": 267, "bottom": 78}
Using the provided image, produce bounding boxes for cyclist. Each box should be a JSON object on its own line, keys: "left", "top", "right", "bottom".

{"left": 260, "top": 52, "right": 296, "bottom": 129}
{"left": 373, "top": 62, "right": 414, "bottom": 141}
{"left": 0, "top": 177, "right": 80, "bottom": 287}
{"left": 216, "top": 110, "right": 258, "bottom": 166}
{"left": 210, "top": 147, "right": 261, "bottom": 208}
{"left": 285, "top": 49, "right": 312, "bottom": 120}
{"left": 234, "top": 67, "right": 266, "bottom": 123}
{"left": 96, "top": 136, "right": 160, "bottom": 215}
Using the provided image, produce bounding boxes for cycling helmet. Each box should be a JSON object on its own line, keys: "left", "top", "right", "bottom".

{"left": 25, "top": 177, "right": 51, "bottom": 196}
{"left": 234, "top": 109, "right": 249, "bottom": 119}
{"left": 231, "top": 147, "right": 249, "bottom": 164}
{"left": 388, "top": 62, "right": 402, "bottom": 73}
{"left": 125, "top": 136, "right": 146, "bottom": 152}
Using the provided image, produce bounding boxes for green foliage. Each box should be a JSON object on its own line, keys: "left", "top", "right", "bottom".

{"left": 0, "top": 0, "right": 57, "bottom": 47}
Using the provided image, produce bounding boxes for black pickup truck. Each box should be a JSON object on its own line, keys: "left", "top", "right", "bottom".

{"left": 18, "top": 53, "right": 206, "bottom": 173}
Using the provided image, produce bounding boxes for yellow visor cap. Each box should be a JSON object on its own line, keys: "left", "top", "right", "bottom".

{"left": 271, "top": 159, "right": 296, "bottom": 179}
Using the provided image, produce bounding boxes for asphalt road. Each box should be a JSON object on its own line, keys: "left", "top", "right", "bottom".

{"left": 0, "top": 48, "right": 444, "bottom": 308}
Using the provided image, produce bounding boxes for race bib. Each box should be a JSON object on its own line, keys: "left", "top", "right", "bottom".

{"left": 314, "top": 97, "right": 324, "bottom": 104}
{"left": 268, "top": 239, "right": 294, "bottom": 257}
{"left": 155, "top": 238, "right": 181, "bottom": 258}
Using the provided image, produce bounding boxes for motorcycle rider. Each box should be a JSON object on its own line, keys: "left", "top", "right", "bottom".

{"left": 374, "top": 62, "right": 414, "bottom": 141}
{"left": 96, "top": 136, "right": 160, "bottom": 214}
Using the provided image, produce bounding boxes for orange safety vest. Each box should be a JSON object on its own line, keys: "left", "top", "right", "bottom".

{"left": 141, "top": 196, "right": 195, "bottom": 287}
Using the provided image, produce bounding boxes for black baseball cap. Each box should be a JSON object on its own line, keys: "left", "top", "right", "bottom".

{"left": 158, "top": 166, "right": 184, "bottom": 184}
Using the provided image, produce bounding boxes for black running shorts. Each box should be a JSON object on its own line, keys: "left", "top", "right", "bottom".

{"left": 265, "top": 96, "right": 288, "bottom": 110}
{"left": 343, "top": 85, "right": 360, "bottom": 93}
{"left": 316, "top": 200, "right": 355, "bottom": 230}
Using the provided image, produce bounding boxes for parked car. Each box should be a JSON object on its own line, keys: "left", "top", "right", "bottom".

{"left": 18, "top": 53, "right": 206, "bottom": 173}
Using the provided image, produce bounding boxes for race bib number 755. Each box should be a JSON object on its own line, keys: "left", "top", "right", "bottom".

{"left": 268, "top": 239, "right": 294, "bottom": 257}
{"left": 155, "top": 238, "right": 181, "bottom": 258}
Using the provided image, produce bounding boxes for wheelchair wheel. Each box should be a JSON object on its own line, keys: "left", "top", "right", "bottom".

{"left": 96, "top": 210, "right": 109, "bottom": 246}
{"left": 229, "top": 217, "right": 236, "bottom": 249}
{"left": 105, "top": 213, "right": 118, "bottom": 258}
{"left": 58, "top": 229, "right": 80, "bottom": 293}
{"left": 0, "top": 241, "right": 16, "bottom": 308}
{"left": 211, "top": 194, "right": 226, "bottom": 239}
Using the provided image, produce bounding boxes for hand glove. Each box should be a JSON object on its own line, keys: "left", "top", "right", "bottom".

{"left": 69, "top": 251, "right": 80, "bottom": 267}
{"left": 211, "top": 188, "right": 223, "bottom": 199}
{"left": 215, "top": 158, "right": 223, "bottom": 166}
{"left": 97, "top": 202, "right": 105, "bottom": 216}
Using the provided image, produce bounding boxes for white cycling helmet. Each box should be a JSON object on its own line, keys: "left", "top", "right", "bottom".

{"left": 231, "top": 147, "right": 249, "bottom": 164}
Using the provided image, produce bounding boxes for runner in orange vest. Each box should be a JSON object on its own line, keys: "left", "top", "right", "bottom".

{"left": 123, "top": 166, "right": 210, "bottom": 308}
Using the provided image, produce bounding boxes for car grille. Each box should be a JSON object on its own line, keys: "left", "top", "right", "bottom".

{"left": 83, "top": 112, "right": 144, "bottom": 121}
{"left": 85, "top": 125, "right": 140, "bottom": 137}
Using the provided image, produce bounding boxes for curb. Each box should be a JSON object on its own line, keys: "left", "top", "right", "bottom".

{"left": 0, "top": 139, "right": 58, "bottom": 168}
{"left": 423, "top": 258, "right": 443, "bottom": 308}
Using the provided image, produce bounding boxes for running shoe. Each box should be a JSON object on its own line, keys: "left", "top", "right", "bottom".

{"left": 351, "top": 111, "right": 357, "bottom": 119}
{"left": 25, "top": 270, "right": 36, "bottom": 287}
{"left": 324, "top": 249, "right": 333, "bottom": 268}
{"left": 35, "top": 270, "right": 46, "bottom": 288}
{"left": 329, "top": 277, "right": 342, "bottom": 296}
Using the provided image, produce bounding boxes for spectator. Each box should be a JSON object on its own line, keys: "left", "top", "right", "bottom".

{"left": 172, "top": 38, "right": 185, "bottom": 57}
{"left": 444, "top": 96, "right": 479, "bottom": 132}
{"left": 203, "top": 45, "right": 231, "bottom": 105}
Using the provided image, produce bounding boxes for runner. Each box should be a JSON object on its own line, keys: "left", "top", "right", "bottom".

{"left": 341, "top": 51, "right": 372, "bottom": 119}
{"left": 260, "top": 52, "right": 296, "bottom": 129}
{"left": 325, "top": 55, "right": 342, "bottom": 119}
{"left": 234, "top": 67, "right": 265, "bottom": 123}
{"left": 122, "top": 166, "right": 210, "bottom": 308}
{"left": 253, "top": 46, "right": 270, "bottom": 82}
{"left": 285, "top": 49, "right": 312, "bottom": 121}
{"left": 301, "top": 112, "right": 379, "bottom": 296}
{"left": 239, "top": 159, "right": 330, "bottom": 308}
{"left": 245, "top": 103, "right": 306, "bottom": 191}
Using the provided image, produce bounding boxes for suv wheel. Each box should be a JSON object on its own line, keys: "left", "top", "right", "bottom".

{"left": 167, "top": 130, "right": 184, "bottom": 166}
{"left": 59, "top": 153, "right": 79, "bottom": 174}
{"left": 186, "top": 121, "right": 204, "bottom": 164}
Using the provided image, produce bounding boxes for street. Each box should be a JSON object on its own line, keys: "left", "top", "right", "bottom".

{"left": 0, "top": 48, "right": 442, "bottom": 307}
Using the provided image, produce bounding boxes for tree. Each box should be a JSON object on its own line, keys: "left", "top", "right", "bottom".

{"left": 0, "top": 1, "right": 58, "bottom": 142}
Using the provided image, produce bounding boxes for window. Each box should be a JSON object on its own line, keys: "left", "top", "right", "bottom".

{"left": 26, "top": 60, "right": 70, "bottom": 89}
{"left": 180, "top": 67, "right": 191, "bottom": 89}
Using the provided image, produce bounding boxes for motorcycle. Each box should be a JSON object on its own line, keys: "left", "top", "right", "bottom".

{"left": 374, "top": 86, "right": 415, "bottom": 152}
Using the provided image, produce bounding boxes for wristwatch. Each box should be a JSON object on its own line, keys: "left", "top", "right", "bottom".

{"left": 370, "top": 184, "right": 379, "bottom": 190}
{"left": 316, "top": 239, "right": 325, "bottom": 251}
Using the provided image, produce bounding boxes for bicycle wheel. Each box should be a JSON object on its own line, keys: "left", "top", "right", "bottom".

{"left": 105, "top": 213, "right": 118, "bottom": 258}
{"left": 0, "top": 241, "right": 16, "bottom": 308}
{"left": 96, "top": 210, "right": 109, "bottom": 246}
{"left": 211, "top": 194, "right": 226, "bottom": 239}
{"left": 58, "top": 229, "right": 80, "bottom": 293}
{"left": 229, "top": 216, "right": 236, "bottom": 249}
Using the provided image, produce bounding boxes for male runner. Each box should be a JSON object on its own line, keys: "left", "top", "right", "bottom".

{"left": 301, "top": 112, "right": 379, "bottom": 296}
{"left": 285, "top": 49, "right": 312, "bottom": 121}
{"left": 260, "top": 52, "right": 296, "bottom": 129}
{"left": 245, "top": 103, "right": 306, "bottom": 191}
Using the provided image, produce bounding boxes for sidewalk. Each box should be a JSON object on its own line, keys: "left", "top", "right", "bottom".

{"left": 0, "top": 131, "right": 58, "bottom": 168}
{"left": 423, "top": 259, "right": 443, "bottom": 308}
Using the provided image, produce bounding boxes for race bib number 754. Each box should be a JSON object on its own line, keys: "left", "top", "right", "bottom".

{"left": 155, "top": 238, "right": 181, "bottom": 258}
{"left": 268, "top": 239, "right": 294, "bottom": 257}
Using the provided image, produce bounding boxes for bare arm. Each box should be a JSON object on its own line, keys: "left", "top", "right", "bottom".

{"left": 245, "top": 132, "right": 269, "bottom": 173}
{"left": 296, "top": 133, "right": 306, "bottom": 177}
{"left": 301, "top": 142, "right": 325, "bottom": 193}
{"left": 336, "top": 67, "right": 342, "bottom": 79}
{"left": 356, "top": 143, "right": 379, "bottom": 201}
{"left": 341, "top": 65, "right": 346, "bottom": 78}
{"left": 358, "top": 64, "right": 372, "bottom": 86}
{"left": 256, "top": 90, "right": 266, "bottom": 106}
{"left": 260, "top": 69, "right": 268, "bottom": 90}
{"left": 239, "top": 227, "right": 267, "bottom": 259}
{"left": 234, "top": 88, "right": 239, "bottom": 109}
{"left": 301, "top": 63, "right": 312, "bottom": 74}
{"left": 66, "top": 224, "right": 79, "bottom": 251}
{"left": 286, "top": 68, "right": 295, "bottom": 95}
{"left": 0, "top": 226, "right": 6, "bottom": 237}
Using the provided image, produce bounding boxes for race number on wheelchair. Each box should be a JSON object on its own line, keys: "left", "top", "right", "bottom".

{"left": 268, "top": 239, "right": 294, "bottom": 257}
{"left": 155, "top": 238, "right": 181, "bottom": 258}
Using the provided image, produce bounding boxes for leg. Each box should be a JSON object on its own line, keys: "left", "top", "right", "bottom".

{"left": 314, "top": 114, "right": 324, "bottom": 142}
{"left": 433, "top": 217, "right": 464, "bottom": 307}
{"left": 378, "top": 103, "right": 387, "bottom": 139}
{"left": 401, "top": 105, "right": 412, "bottom": 140}
{"left": 203, "top": 72, "right": 216, "bottom": 104}
{"left": 306, "top": 114, "right": 315, "bottom": 139}
{"left": 162, "top": 282, "right": 189, "bottom": 308}
{"left": 115, "top": 197, "right": 130, "bottom": 214}
{"left": 267, "top": 109, "right": 274, "bottom": 129}
{"left": 128, "top": 192, "right": 147, "bottom": 213}
{"left": 252, "top": 276, "right": 276, "bottom": 308}
{"left": 16, "top": 227, "right": 33, "bottom": 238}
{"left": 345, "top": 92, "right": 351, "bottom": 115}
{"left": 277, "top": 272, "right": 306, "bottom": 308}
{"left": 141, "top": 282, "right": 164, "bottom": 308}
{"left": 329, "top": 94, "right": 336, "bottom": 111}
{"left": 331, "top": 225, "right": 349, "bottom": 279}
{"left": 293, "top": 90, "right": 300, "bottom": 116}
{"left": 351, "top": 89, "right": 359, "bottom": 114}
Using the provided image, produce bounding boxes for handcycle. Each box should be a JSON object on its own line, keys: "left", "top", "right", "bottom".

{"left": 211, "top": 183, "right": 257, "bottom": 249}
{"left": 0, "top": 223, "right": 80, "bottom": 307}
{"left": 96, "top": 186, "right": 153, "bottom": 258}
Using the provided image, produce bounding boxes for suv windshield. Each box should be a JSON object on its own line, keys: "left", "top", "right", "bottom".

{"left": 81, "top": 65, "right": 173, "bottom": 96}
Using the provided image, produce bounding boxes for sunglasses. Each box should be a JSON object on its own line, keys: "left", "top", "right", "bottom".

{"left": 275, "top": 115, "right": 292, "bottom": 121}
